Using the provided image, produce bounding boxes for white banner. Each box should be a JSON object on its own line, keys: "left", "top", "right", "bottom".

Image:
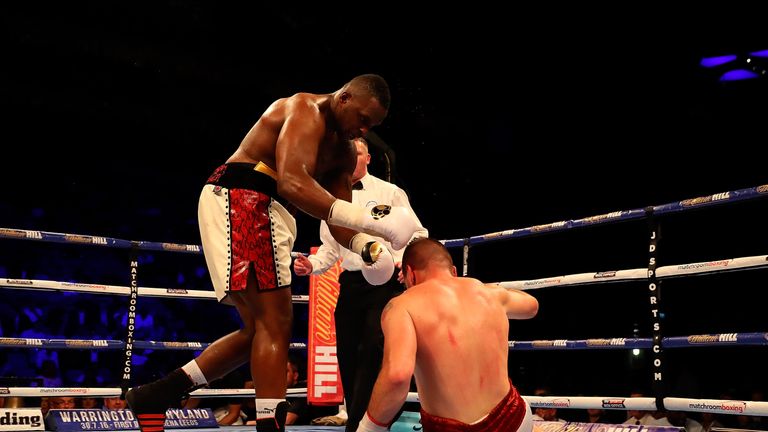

{"left": 0, "top": 409, "right": 45, "bottom": 431}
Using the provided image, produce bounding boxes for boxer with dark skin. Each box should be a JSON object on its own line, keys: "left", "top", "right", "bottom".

{"left": 127, "top": 74, "right": 420, "bottom": 432}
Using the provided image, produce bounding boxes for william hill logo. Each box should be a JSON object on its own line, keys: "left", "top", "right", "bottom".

{"left": 583, "top": 212, "right": 623, "bottom": 224}
{"left": 64, "top": 234, "right": 92, "bottom": 243}
{"left": 0, "top": 228, "right": 26, "bottom": 238}
{"left": 586, "top": 338, "right": 626, "bottom": 346}
{"left": 680, "top": 192, "right": 730, "bottom": 207}
{"left": 65, "top": 340, "right": 105, "bottom": 348}
{"left": 162, "top": 243, "right": 188, "bottom": 251}
{"left": 0, "top": 338, "right": 43, "bottom": 346}
{"left": 532, "top": 340, "right": 567, "bottom": 348}
{"left": 163, "top": 342, "right": 203, "bottom": 348}
{"left": 687, "top": 334, "right": 738, "bottom": 344}
{"left": 531, "top": 221, "right": 567, "bottom": 232}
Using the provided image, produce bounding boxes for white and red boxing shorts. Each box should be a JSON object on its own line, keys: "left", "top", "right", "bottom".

{"left": 198, "top": 162, "right": 296, "bottom": 304}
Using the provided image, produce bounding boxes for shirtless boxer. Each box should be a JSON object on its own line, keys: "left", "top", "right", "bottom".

{"left": 358, "top": 238, "right": 539, "bottom": 432}
{"left": 126, "top": 74, "right": 421, "bottom": 432}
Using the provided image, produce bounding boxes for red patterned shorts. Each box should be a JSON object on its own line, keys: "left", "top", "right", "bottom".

{"left": 198, "top": 163, "right": 296, "bottom": 304}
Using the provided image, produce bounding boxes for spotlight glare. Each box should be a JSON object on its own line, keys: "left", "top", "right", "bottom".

{"left": 700, "top": 54, "right": 738, "bottom": 68}
{"left": 720, "top": 69, "right": 760, "bottom": 81}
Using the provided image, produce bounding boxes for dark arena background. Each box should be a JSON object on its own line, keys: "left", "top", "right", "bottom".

{"left": 1, "top": 2, "right": 767, "bottom": 428}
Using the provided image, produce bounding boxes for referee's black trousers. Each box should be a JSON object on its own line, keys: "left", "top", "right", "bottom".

{"left": 334, "top": 269, "right": 403, "bottom": 432}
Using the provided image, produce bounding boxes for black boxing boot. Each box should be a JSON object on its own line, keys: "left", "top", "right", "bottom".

{"left": 126, "top": 369, "right": 194, "bottom": 432}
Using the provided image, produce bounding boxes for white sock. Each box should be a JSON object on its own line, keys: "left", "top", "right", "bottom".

{"left": 181, "top": 360, "right": 208, "bottom": 387}
{"left": 256, "top": 398, "right": 284, "bottom": 420}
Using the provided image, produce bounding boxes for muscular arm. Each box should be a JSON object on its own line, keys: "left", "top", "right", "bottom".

{"left": 274, "top": 99, "right": 340, "bottom": 220}
{"left": 323, "top": 167, "right": 366, "bottom": 249}
{"left": 274, "top": 100, "right": 363, "bottom": 248}
{"left": 488, "top": 284, "right": 539, "bottom": 319}
{"left": 365, "top": 300, "right": 417, "bottom": 425}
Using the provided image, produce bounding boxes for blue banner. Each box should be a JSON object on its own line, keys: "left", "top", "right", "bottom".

{"left": 45, "top": 408, "right": 218, "bottom": 431}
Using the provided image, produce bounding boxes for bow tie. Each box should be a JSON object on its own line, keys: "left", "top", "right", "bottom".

{"left": 352, "top": 181, "right": 364, "bottom": 190}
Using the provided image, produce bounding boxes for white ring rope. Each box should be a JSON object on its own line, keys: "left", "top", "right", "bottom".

{"left": 5, "top": 388, "right": 768, "bottom": 417}
{"left": 0, "top": 277, "right": 308, "bottom": 303}
{"left": 3, "top": 254, "right": 765, "bottom": 301}
{"left": 523, "top": 396, "right": 768, "bottom": 417}
{"left": 1, "top": 387, "right": 308, "bottom": 399}
{"left": 498, "top": 254, "right": 768, "bottom": 291}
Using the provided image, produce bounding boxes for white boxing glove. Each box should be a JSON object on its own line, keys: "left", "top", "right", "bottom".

{"left": 357, "top": 412, "right": 389, "bottom": 432}
{"left": 350, "top": 234, "right": 395, "bottom": 286}
{"left": 328, "top": 200, "right": 420, "bottom": 250}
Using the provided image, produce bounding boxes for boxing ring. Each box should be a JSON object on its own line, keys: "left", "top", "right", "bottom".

{"left": 2, "top": 183, "right": 768, "bottom": 431}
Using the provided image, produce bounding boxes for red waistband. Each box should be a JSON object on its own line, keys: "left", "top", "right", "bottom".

{"left": 419, "top": 380, "right": 526, "bottom": 432}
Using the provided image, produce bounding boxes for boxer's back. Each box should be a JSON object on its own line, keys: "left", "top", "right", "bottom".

{"left": 404, "top": 276, "right": 511, "bottom": 424}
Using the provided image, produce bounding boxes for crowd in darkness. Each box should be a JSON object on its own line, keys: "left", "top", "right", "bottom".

{"left": 0, "top": 231, "right": 312, "bottom": 388}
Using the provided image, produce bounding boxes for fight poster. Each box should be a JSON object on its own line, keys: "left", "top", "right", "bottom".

{"left": 307, "top": 248, "right": 344, "bottom": 405}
